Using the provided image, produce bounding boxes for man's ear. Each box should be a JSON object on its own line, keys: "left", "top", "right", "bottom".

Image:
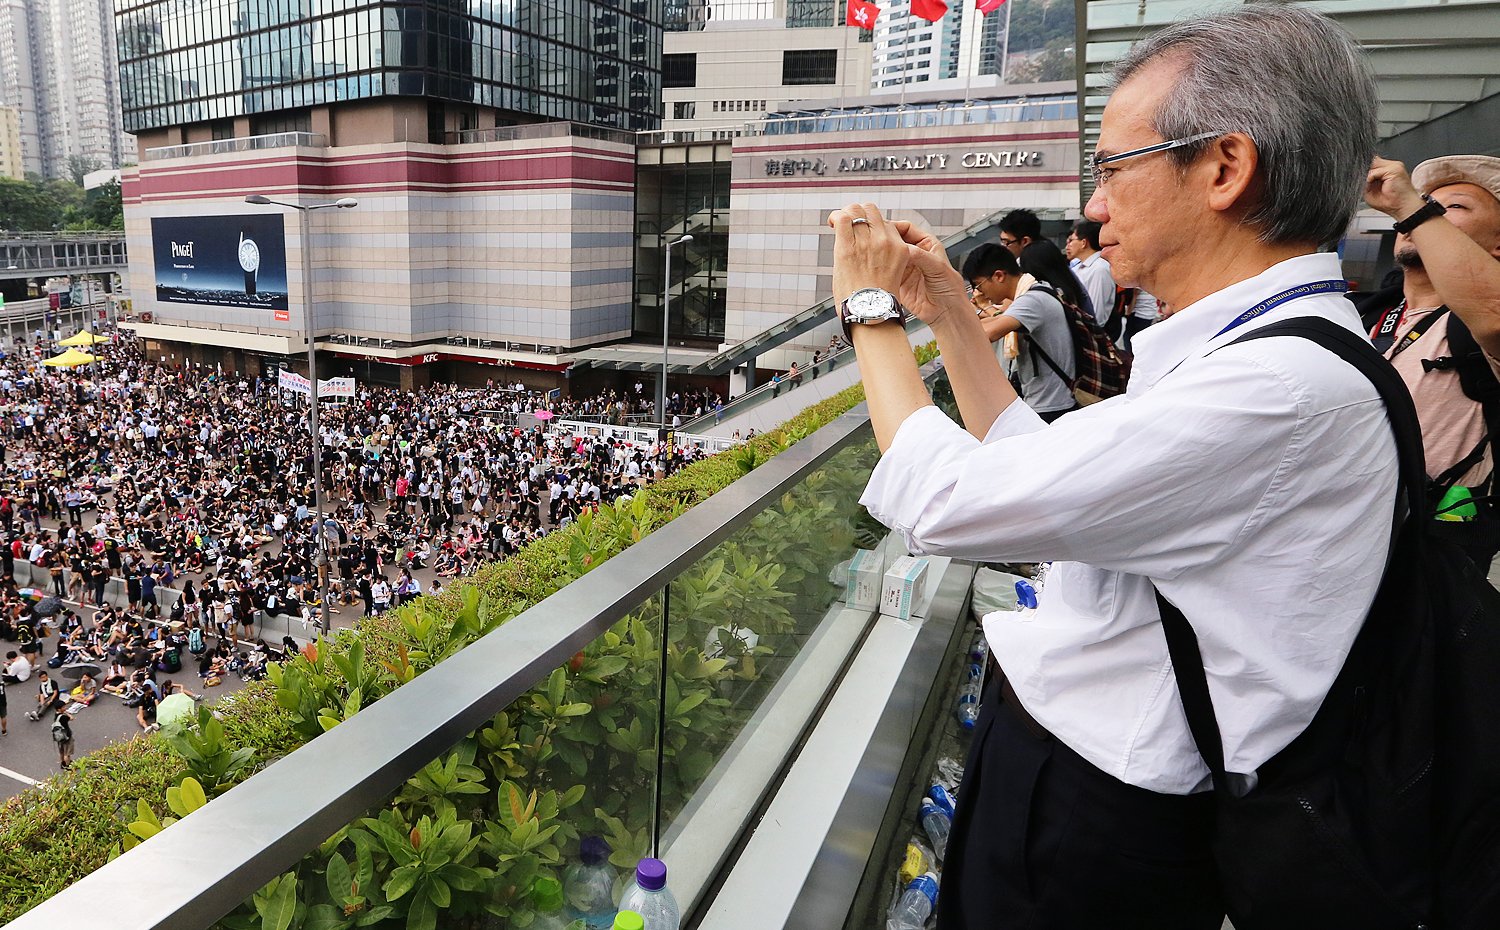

{"left": 1203, "top": 132, "right": 1260, "bottom": 217}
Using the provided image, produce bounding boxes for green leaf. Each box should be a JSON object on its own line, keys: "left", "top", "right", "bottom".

{"left": 303, "top": 904, "right": 345, "bottom": 930}
{"left": 383, "top": 865, "right": 419, "bottom": 902}
{"left": 426, "top": 877, "right": 451, "bottom": 908}
{"left": 673, "top": 692, "right": 707, "bottom": 716}
{"left": 407, "top": 890, "right": 437, "bottom": 930}
{"left": 180, "top": 776, "right": 208, "bottom": 812}
{"left": 326, "top": 852, "right": 353, "bottom": 902}
{"left": 259, "top": 874, "right": 299, "bottom": 930}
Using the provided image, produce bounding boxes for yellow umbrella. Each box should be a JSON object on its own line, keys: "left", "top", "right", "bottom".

{"left": 59, "top": 330, "right": 108, "bottom": 347}
{"left": 42, "top": 348, "right": 97, "bottom": 368}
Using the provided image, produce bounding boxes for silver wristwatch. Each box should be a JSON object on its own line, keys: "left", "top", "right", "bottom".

{"left": 839, "top": 287, "right": 908, "bottom": 341}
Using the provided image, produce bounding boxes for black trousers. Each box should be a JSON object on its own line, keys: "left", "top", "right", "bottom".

{"left": 939, "top": 679, "right": 1225, "bottom": 930}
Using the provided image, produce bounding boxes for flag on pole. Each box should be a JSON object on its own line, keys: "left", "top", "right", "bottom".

{"left": 977, "top": 0, "right": 1007, "bottom": 14}
{"left": 912, "top": 0, "right": 949, "bottom": 22}
{"left": 846, "top": 0, "right": 880, "bottom": 27}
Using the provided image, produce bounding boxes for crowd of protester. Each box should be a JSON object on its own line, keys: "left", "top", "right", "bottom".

{"left": 0, "top": 339, "right": 717, "bottom": 744}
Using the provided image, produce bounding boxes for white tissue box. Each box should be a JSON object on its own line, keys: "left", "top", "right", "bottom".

{"left": 845, "top": 548, "right": 884, "bottom": 609}
{"left": 881, "top": 555, "right": 930, "bottom": 620}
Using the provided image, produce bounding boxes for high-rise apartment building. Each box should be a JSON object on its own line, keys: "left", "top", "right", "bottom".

{"left": 869, "top": 2, "right": 963, "bottom": 91}
{"left": 0, "top": 0, "right": 133, "bottom": 178}
{"left": 0, "top": 104, "right": 23, "bottom": 179}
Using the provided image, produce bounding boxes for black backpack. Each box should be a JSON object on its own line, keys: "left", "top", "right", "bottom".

{"left": 1156, "top": 317, "right": 1500, "bottom": 929}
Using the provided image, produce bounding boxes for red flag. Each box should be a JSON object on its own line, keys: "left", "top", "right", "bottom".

{"left": 845, "top": 0, "right": 879, "bottom": 27}
{"left": 977, "top": 0, "right": 1007, "bottom": 14}
{"left": 912, "top": 0, "right": 948, "bottom": 22}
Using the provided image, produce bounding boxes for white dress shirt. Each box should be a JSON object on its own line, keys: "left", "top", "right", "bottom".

{"left": 1074, "top": 252, "right": 1118, "bottom": 326}
{"left": 861, "top": 253, "right": 1398, "bottom": 794}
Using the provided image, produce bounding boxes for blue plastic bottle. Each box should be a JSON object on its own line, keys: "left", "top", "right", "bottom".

{"left": 564, "top": 836, "right": 617, "bottom": 930}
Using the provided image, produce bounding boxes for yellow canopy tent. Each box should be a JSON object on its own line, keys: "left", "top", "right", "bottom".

{"left": 58, "top": 330, "right": 108, "bottom": 347}
{"left": 41, "top": 348, "right": 98, "bottom": 368}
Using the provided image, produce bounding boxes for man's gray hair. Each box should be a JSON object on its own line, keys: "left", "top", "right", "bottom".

{"left": 1109, "top": 3, "right": 1377, "bottom": 246}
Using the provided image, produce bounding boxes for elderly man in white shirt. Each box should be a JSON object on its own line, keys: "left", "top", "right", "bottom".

{"left": 831, "top": 7, "right": 1392, "bottom": 930}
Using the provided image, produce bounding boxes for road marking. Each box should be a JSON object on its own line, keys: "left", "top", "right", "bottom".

{"left": 0, "top": 764, "right": 40, "bottom": 786}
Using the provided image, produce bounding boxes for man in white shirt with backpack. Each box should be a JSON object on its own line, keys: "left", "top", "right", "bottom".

{"left": 831, "top": 6, "right": 1411, "bottom": 928}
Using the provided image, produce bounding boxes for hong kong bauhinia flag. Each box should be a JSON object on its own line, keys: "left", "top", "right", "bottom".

{"left": 912, "top": 0, "right": 948, "bottom": 22}
{"left": 977, "top": 0, "right": 1007, "bottom": 14}
{"left": 846, "top": 0, "right": 879, "bottom": 27}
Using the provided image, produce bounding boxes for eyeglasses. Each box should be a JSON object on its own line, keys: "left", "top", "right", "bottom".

{"left": 998, "top": 235, "right": 1020, "bottom": 248}
{"left": 1089, "top": 131, "right": 1224, "bottom": 188}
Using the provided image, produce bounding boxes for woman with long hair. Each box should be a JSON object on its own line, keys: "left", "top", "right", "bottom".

{"left": 1017, "top": 239, "right": 1091, "bottom": 315}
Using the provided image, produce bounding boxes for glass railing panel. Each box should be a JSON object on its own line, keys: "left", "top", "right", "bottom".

{"left": 656, "top": 432, "right": 885, "bottom": 908}
{"left": 210, "top": 591, "right": 666, "bottom": 930}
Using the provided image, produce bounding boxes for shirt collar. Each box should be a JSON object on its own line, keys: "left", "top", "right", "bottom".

{"left": 1127, "top": 252, "right": 1347, "bottom": 392}
{"left": 1080, "top": 252, "right": 1107, "bottom": 270}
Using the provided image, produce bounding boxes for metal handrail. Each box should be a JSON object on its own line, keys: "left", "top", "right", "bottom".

{"left": 144, "top": 132, "right": 327, "bottom": 161}
{"left": 5, "top": 372, "right": 925, "bottom": 930}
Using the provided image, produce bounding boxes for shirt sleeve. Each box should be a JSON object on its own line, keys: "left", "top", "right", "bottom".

{"left": 860, "top": 349, "right": 1306, "bottom": 577}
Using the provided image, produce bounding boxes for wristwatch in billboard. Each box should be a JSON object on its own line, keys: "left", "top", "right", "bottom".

{"left": 238, "top": 232, "right": 261, "bottom": 295}
{"left": 839, "top": 287, "right": 908, "bottom": 341}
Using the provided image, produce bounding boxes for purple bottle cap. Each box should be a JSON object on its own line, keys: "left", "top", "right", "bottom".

{"left": 580, "top": 835, "right": 611, "bottom": 866}
{"left": 635, "top": 857, "right": 667, "bottom": 891}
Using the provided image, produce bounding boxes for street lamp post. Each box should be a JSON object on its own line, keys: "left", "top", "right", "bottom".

{"left": 245, "top": 193, "right": 357, "bottom": 636}
{"left": 660, "top": 234, "right": 693, "bottom": 427}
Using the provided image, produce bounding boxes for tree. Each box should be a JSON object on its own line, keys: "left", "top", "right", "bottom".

{"left": 0, "top": 177, "right": 59, "bottom": 231}
{"left": 63, "top": 180, "right": 123, "bottom": 231}
{"left": 67, "top": 154, "right": 101, "bottom": 187}
{"left": 1010, "top": 37, "right": 1076, "bottom": 84}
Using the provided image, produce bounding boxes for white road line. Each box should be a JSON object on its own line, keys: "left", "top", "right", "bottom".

{"left": 0, "top": 763, "right": 40, "bottom": 786}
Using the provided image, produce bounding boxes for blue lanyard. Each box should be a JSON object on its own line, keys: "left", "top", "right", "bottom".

{"left": 1213, "top": 279, "right": 1348, "bottom": 338}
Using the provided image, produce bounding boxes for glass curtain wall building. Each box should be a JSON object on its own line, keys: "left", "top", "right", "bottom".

{"left": 115, "top": 0, "right": 664, "bottom": 136}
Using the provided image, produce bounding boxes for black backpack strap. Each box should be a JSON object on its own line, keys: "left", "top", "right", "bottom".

{"left": 1027, "top": 338, "right": 1075, "bottom": 390}
{"left": 1156, "top": 316, "right": 1426, "bottom": 792}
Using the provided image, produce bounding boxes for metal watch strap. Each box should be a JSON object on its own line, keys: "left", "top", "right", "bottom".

{"left": 1392, "top": 196, "right": 1446, "bottom": 235}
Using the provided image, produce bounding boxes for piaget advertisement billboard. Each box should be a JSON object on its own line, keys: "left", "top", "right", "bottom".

{"left": 151, "top": 214, "right": 289, "bottom": 312}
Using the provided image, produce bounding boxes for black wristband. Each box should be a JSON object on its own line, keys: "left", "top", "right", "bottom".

{"left": 1393, "top": 196, "right": 1447, "bottom": 235}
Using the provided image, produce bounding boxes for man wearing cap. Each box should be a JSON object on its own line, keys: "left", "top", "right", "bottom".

{"left": 1363, "top": 154, "right": 1500, "bottom": 566}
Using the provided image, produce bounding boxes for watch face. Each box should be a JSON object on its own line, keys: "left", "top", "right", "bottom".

{"left": 238, "top": 238, "right": 260, "bottom": 272}
{"left": 847, "top": 288, "right": 896, "bottom": 321}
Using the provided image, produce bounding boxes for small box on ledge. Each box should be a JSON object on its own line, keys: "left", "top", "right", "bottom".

{"left": 881, "top": 555, "right": 930, "bottom": 621}
{"left": 845, "top": 548, "right": 884, "bottom": 610}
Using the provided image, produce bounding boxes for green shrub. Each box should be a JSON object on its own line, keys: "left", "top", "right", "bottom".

{"left": 0, "top": 345, "right": 928, "bottom": 926}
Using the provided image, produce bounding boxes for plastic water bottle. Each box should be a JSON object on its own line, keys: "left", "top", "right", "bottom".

{"left": 955, "top": 662, "right": 983, "bottom": 730}
{"left": 612, "top": 912, "right": 645, "bottom": 930}
{"left": 616, "top": 858, "right": 681, "bottom": 930}
{"left": 928, "top": 783, "right": 956, "bottom": 818}
{"left": 920, "top": 799, "right": 950, "bottom": 862}
{"left": 564, "top": 836, "right": 617, "bottom": 930}
{"left": 887, "top": 872, "right": 940, "bottom": 930}
{"left": 531, "top": 877, "right": 585, "bottom": 930}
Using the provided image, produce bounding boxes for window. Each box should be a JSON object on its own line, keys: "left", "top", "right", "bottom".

{"left": 673, "top": 101, "right": 696, "bottom": 119}
{"left": 662, "top": 53, "right": 697, "bottom": 88}
{"left": 782, "top": 49, "right": 837, "bottom": 86}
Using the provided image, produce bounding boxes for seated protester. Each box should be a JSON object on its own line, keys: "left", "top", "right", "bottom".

{"left": 26, "top": 670, "right": 62, "bottom": 720}
{"left": 71, "top": 671, "right": 100, "bottom": 705}
{"left": 3, "top": 649, "right": 32, "bottom": 684}
{"left": 962, "top": 242, "right": 1082, "bottom": 423}
{"left": 101, "top": 657, "right": 130, "bottom": 691}
{"left": 160, "top": 678, "right": 202, "bottom": 702}
{"left": 136, "top": 679, "right": 158, "bottom": 731}
{"left": 1359, "top": 154, "right": 1500, "bottom": 568}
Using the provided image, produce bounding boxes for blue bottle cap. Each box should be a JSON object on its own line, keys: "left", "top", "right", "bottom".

{"left": 1015, "top": 579, "right": 1038, "bottom": 610}
{"left": 579, "top": 834, "right": 611, "bottom": 866}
